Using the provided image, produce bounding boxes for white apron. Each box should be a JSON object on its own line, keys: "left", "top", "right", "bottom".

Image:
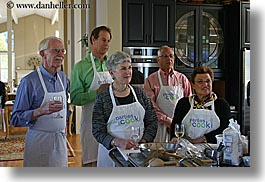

{"left": 24, "top": 68, "right": 67, "bottom": 167}
{"left": 154, "top": 70, "right": 183, "bottom": 142}
{"left": 80, "top": 53, "right": 112, "bottom": 164}
{"left": 182, "top": 96, "right": 220, "bottom": 139}
{"left": 97, "top": 85, "right": 145, "bottom": 167}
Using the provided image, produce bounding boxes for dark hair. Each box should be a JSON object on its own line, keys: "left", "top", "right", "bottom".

{"left": 190, "top": 66, "right": 214, "bottom": 83}
{"left": 90, "top": 25, "right": 112, "bottom": 44}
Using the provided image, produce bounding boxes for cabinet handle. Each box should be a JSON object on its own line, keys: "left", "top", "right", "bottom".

{"left": 146, "top": 34, "right": 148, "bottom": 44}
{"left": 149, "top": 35, "right": 152, "bottom": 44}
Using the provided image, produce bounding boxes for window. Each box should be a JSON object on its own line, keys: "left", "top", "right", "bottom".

{"left": 0, "top": 31, "right": 14, "bottom": 82}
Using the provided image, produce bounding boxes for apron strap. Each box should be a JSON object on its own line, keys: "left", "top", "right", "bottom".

{"left": 37, "top": 68, "right": 48, "bottom": 93}
{"left": 158, "top": 70, "right": 163, "bottom": 86}
{"left": 37, "top": 67, "right": 65, "bottom": 93}
{"left": 157, "top": 69, "right": 182, "bottom": 87}
{"left": 109, "top": 84, "right": 139, "bottom": 107}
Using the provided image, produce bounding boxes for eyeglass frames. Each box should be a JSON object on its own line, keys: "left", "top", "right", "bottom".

{"left": 195, "top": 79, "right": 212, "bottom": 85}
{"left": 158, "top": 54, "right": 174, "bottom": 59}
{"left": 44, "top": 48, "right": 67, "bottom": 55}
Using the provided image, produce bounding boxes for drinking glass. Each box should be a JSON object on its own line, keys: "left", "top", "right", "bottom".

{"left": 130, "top": 126, "right": 140, "bottom": 142}
{"left": 130, "top": 126, "right": 140, "bottom": 149}
{"left": 53, "top": 95, "right": 63, "bottom": 118}
{"left": 175, "top": 123, "right": 185, "bottom": 139}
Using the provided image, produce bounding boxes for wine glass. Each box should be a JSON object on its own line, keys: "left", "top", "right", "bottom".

{"left": 130, "top": 126, "right": 140, "bottom": 149}
{"left": 175, "top": 123, "right": 185, "bottom": 139}
{"left": 53, "top": 95, "right": 63, "bottom": 118}
{"left": 174, "top": 123, "right": 186, "bottom": 156}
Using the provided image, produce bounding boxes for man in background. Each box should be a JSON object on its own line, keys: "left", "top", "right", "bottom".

{"left": 144, "top": 45, "right": 192, "bottom": 142}
{"left": 70, "top": 26, "right": 113, "bottom": 167}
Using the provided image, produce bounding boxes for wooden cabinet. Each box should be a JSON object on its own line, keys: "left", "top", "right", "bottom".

{"left": 122, "top": 0, "right": 175, "bottom": 47}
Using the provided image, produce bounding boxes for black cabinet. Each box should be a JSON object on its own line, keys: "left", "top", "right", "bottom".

{"left": 226, "top": 1, "right": 250, "bottom": 134}
{"left": 174, "top": 3, "right": 226, "bottom": 79}
{"left": 122, "top": 0, "right": 175, "bottom": 47}
{"left": 241, "top": 2, "right": 250, "bottom": 48}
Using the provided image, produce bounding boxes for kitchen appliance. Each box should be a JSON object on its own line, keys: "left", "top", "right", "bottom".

{"left": 123, "top": 47, "right": 160, "bottom": 85}
{"left": 242, "top": 48, "right": 250, "bottom": 134}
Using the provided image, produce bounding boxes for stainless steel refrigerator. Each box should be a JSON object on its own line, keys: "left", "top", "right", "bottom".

{"left": 242, "top": 48, "right": 250, "bottom": 134}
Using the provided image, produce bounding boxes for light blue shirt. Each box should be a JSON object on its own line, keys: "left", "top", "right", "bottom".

{"left": 10, "top": 65, "right": 69, "bottom": 127}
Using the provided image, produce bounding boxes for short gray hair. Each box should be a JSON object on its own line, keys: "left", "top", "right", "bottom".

{"left": 39, "top": 36, "right": 63, "bottom": 52}
{"left": 106, "top": 51, "right": 131, "bottom": 71}
{"left": 157, "top": 45, "right": 174, "bottom": 56}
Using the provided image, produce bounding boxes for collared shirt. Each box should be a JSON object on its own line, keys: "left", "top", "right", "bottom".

{"left": 144, "top": 69, "right": 192, "bottom": 124}
{"left": 10, "top": 65, "right": 69, "bottom": 127}
{"left": 70, "top": 51, "right": 109, "bottom": 106}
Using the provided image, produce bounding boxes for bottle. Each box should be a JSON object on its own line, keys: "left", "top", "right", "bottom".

{"left": 223, "top": 119, "right": 243, "bottom": 166}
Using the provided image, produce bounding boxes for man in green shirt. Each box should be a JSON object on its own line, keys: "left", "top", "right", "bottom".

{"left": 70, "top": 26, "right": 113, "bottom": 167}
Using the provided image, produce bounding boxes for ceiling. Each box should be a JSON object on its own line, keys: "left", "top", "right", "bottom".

{"left": 0, "top": 0, "right": 59, "bottom": 25}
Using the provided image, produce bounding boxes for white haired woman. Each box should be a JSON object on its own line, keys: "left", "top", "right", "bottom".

{"left": 92, "top": 51, "right": 158, "bottom": 167}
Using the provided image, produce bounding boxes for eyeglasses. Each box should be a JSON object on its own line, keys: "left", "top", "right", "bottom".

{"left": 45, "top": 48, "right": 67, "bottom": 55}
{"left": 195, "top": 79, "right": 212, "bottom": 85}
{"left": 159, "top": 54, "right": 174, "bottom": 59}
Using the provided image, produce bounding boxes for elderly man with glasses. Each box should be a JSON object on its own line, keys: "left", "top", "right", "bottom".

{"left": 10, "top": 36, "right": 70, "bottom": 167}
{"left": 144, "top": 45, "right": 192, "bottom": 143}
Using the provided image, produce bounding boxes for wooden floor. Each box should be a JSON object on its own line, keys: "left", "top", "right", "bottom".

{"left": 0, "top": 128, "right": 83, "bottom": 167}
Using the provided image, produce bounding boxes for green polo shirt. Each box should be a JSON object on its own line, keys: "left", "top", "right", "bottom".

{"left": 70, "top": 51, "right": 109, "bottom": 106}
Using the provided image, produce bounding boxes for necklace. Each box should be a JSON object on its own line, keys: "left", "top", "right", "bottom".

{"left": 112, "top": 83, "right": 129, "bottom": 92}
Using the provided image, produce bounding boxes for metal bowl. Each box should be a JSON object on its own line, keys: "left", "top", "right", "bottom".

{"left": 139, "top": 142, "right": 179, "bottom": 153}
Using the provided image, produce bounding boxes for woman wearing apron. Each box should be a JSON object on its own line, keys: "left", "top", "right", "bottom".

{"left": 10, "top": 37, "right": 69, "bottom": 167}
{"left": 170, "top": 66, "right": 231, "bottom": 144}
{"left": 92, "top": 51, "right": 158, "bottom": 167}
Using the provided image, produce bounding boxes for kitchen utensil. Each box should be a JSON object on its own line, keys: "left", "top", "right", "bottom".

{"left": 147, "top": 158, "right": 178, "bottom": 167}
{"left": 139, "top": 142, "right": 179, "bottom": 154}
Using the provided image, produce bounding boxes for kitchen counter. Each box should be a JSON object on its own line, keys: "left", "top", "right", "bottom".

{"left": 109, "top": 146, "right": 249, "bottom": 167}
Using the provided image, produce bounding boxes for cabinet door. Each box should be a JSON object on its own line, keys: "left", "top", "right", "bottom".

{"left": 175, "top": 5, "right": 225, "bottom": 71}
{"left": 122, "top": 0, "right": 148, "bottom": 47}
{"left": 149, "top": 0, "right": 175, "bottom": 47}
{"left": 175, "top": 5, "right": 197, "bottom": 68}
{"left": 122, "top": 0, "right": 175, "bottom": 47}
{"left": 241, "top": 2, "right": 250, "bottom": 47}
{"left": 201, "top": 7, "right": 225, "bottom": 69}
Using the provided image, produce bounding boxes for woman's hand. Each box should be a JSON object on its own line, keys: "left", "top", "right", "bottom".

{"left": 113, "top": 138, "right": 138, "bottom": 149}
{"left": 190, "top": 136, "right": 207, "bottom": 144}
